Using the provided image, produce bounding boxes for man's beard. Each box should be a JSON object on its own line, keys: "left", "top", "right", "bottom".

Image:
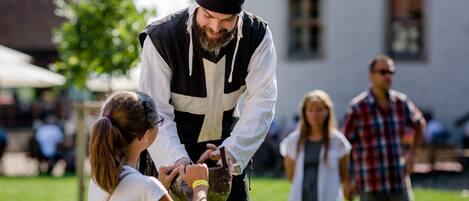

{"left": 193, "top": 22, "right": 236, "bottom": 52}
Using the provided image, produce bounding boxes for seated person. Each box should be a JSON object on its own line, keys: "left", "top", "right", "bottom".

{"left": 0, "top": 127, "right": 8, "bottom": 173}
{"left": 35, "top": 114, "right": 64, "bottom": 173}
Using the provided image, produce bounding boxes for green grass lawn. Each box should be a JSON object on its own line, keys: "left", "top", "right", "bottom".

{"left": 0, "top": 176, "right": 468, "bottom": 201}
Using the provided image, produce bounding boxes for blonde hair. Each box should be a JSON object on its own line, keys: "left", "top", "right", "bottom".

{"left": 297, "top": 90, "right": 337, "bottom": 160}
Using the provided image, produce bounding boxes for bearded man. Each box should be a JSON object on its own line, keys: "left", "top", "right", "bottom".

{"left": 138, "top": 0, "right": 277, "bottom": 200}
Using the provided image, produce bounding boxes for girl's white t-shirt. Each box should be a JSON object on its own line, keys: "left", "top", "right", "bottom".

{"left": 88, "top": 165, "right": 167, "bottom": 201}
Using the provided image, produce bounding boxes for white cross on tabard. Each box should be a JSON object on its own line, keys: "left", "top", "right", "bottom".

{"left": 171, "top": 56, "right": 246, "bottom": 142}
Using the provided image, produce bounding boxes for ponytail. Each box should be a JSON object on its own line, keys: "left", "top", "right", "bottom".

{"left": 89, "top": 116, "right": 126, "bottom": 194}
{"left": 88, "top": 91, "right": 159, "bottom": 194}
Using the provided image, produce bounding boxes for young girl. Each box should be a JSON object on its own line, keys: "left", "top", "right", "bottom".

{"left": 280, "top": 90, "right": 352, "bottom": 201}
{"left": 88, "top": 91, "right": 209, "bottom": 201}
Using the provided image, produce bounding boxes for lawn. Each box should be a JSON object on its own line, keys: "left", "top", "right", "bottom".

{"left": 0, "top": 176, "right": 468, "bottom": 201}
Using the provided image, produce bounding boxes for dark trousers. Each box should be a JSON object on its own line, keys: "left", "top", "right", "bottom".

{"left": 359, "top": 176, "right": 413, "bottom": 201}
{"left": 227, "top": 168, "right": 249, "bottom": 201}
{"left": 360, "top": 192, "right": 411, "bottom": 201}
{"left": 0, "top": 139, "right": 6, "bottom": 159}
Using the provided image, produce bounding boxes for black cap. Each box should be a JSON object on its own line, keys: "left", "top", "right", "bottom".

{"left": 196, "top": 0, "right": 245, "bottom": 14}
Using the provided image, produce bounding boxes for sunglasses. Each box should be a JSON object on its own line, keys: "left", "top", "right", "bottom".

{"left": 374, "top": 69, "right": 395, "bottom": 76}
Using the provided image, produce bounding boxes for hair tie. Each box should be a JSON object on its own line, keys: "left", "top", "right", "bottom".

{"left": 137, "top": 93, "right": 149, "bottom": 124}
{"left": 104, "top": 113, "right": 112, "bottom": 119}
{"left": 142, "top": 100, "right": 149, "bottom": 123}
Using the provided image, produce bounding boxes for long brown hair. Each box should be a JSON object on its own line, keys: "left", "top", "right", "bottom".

{"left": 89, "top": 91, "right": 158, "bottom": 194}
{"left": 297, "top": 90, "right": 337, "bottom": 161}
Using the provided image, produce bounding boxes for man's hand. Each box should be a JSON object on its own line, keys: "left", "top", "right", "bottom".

{"left": 197, "top": 144, "right": 241, "bottom": 175}
{"left": 405, "top": 149, "right": 416, "bottom": 174}
{"left": 197, "top": 144, "right": 237, "bottom": 164}
{"left": 158, "top": 165, "right": 180, "bottom": 189}
{"left": 342, "top": 181, "right": 356, "bottom": 201}
{"left": 197, "top": 144, "right": 222, "bottom": 162}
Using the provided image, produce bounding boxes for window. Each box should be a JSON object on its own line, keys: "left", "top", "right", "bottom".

{"left": 289, "top": 0, "right": 321, "bottom": 59}
{"left": 387, "top": 0, "right": 425, "bottom": 60}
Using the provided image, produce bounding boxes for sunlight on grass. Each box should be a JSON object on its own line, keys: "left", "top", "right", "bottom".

{"left": 0, "top": 176, "right": 467, "bottom": 201}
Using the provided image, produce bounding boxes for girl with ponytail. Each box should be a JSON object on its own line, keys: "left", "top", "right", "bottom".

{"left": 88, "top": 91, "right": 209, "bottom": 201}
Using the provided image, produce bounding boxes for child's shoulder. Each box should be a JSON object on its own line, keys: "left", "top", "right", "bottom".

{"left": 121, "top": 166, "right": 164, "bottom": 190}
{"left": 118, "top": 167, "right": 167, "bottom": 198}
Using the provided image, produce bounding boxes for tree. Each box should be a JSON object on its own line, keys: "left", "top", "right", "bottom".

{"left": 53, "top": 0, "right": 154, "bottom": 88}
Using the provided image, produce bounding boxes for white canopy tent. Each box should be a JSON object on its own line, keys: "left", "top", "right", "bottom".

{"left": 0, "top": 45, "right": 32, "bottom": 63}
{"left": 0, "top": 45, "right": 65, "bottom": 88}
{"left": 0, "top": 60, "right": 66, "bottom": 88}
{"left": 86, "top": 66, "right": 140, "bottom": 92}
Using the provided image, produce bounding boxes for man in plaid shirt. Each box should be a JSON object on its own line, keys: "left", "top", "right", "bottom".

{"left": 342, "top": 55, "right": 426, "bottom": 201}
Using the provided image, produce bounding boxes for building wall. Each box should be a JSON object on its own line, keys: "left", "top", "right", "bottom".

{"left": 244, "top": 0, "right": 469, "bottom": 133}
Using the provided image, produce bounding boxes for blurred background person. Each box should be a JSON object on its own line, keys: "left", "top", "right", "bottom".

{"left": 423, "top": 110, "right": 449, "bottom": 166}
{"left": 456, "top": 112, "right": 469, "bottom": 149}
{"left": 34, "top": 113, "right": 65, "bottom": 174}
{"left": 281, "top": 90, "right": 352, "bottom": 201}
{"left": 0, "top": 126, "right": 8, "bottom": 175}
{"left": 252, "top": 120, "right": 283, "bottom": 177}
{"left": 423, "top": 110, "right": 447, "bottom": 146}
{"left": 342, "top": 55, "right": 426, "bottom": 201}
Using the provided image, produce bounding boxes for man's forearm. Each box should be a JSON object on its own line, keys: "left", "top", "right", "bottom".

{"left": 411, "top": 122, "right": 426, "bottom": 151}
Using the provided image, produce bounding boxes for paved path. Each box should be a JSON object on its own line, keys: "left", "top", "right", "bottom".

{"left": 0, "top": 152, "right": 90, "bottom": 177}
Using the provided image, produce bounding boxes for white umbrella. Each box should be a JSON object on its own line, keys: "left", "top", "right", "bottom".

{"left": 0, "top": 45, "right": 32, "bottom": 63}
{"left": 0, "top": 60, "right": 66, "bottom": 88}
{"left": 0, "top": 45, "right": 65, "bottom": 88}
{"left": 86, "top": 66, "right": 140, "bottom": 92}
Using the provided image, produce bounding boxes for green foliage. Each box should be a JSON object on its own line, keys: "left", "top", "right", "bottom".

{"left": 53, "top": 0, "right": 154, "bottom": 88}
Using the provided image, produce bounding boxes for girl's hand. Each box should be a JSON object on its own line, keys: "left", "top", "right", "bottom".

{"left": 179, "top": 163, "right": 209, "bottom": 188}
{"left": 158, "top": 165, "right": 180, "bottom": 189}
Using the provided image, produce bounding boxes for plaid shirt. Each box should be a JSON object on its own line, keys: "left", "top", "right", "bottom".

{"left": 342, "top": 89, "right": 423, "bottom": 193}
